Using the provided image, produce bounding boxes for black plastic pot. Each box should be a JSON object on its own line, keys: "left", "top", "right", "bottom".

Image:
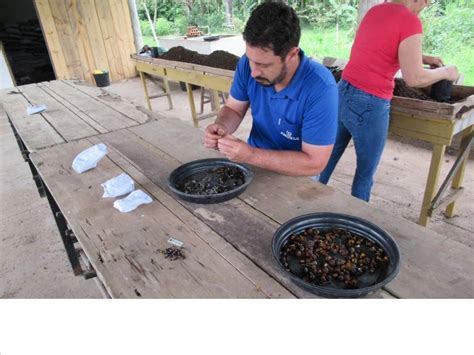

{"left": 272, "top": 213, "right": 401, "bottom": 298}
{"left": 430, "top": 79, "right": 453, "bottom": 102}
{"left": 167, "top": 158, "right": 254, "bottom": 204}
{"left": 93, "top": 72, "right": 110, "bottom": 87}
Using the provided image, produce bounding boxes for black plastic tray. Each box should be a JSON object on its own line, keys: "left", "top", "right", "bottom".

{"left": 272, "top": 212, "right": 401, "bottom": 298}
{"left": 167, "top": 158, "right": 254, "bottom": 204}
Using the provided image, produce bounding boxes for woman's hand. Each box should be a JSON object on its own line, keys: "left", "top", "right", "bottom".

{"left": 423, "top": 55, "right": 444, "bottom": 68}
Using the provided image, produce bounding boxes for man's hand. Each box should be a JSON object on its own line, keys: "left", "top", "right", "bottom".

{"left": 217, "top": 135, "right": 253, "bottom": 162}
{"left": 204, "top": 123, "right": 227, "bottom": 149}
{"left": 423, "top": 55, "right": 444, "bottom": 68}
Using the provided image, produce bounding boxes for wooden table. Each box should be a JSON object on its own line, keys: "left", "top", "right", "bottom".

{"left": 2, "top": 80, "right": 472, "bottom": 298}
{"left": 0, "top": 80, "right": 152, "bottom": 152}
{"left": 131, "top": 55, "right": 233, "bottom": 128}
{"left": 25, "top": 118, "right": 474, "bottom": 298}
{"left": 390, "top": 85, "right": 474, "bottom": 226}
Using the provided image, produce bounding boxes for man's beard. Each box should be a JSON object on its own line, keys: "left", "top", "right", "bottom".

{"left": 255, "top": 63, "right": 288, "bottom": 86}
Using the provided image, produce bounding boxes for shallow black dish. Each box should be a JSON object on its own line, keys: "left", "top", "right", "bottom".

{"left": 272, "top": 213, "right": 401, "bottom": 298}
{"left": 168, "top": 158, "right": 254, "bottom": 204}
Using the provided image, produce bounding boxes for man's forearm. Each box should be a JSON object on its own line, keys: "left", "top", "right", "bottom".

{"left": 215, "top": 106, "right": 244, "bottom": 135}
{"left": 246, "top": 147, "right": 329, "bottom": 176}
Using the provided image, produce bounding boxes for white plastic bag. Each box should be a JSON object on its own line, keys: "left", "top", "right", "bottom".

{"left": 101, "top": 173, "right": 135, "bottom": 198}
{"left": 113, "top": 189, "right": 152, "bottom": 213}
{"left": 72, "top": 143, "right": 108, "bottom": 174}
{"left": 26, "top": 104, "right": 47, "bottom": 115}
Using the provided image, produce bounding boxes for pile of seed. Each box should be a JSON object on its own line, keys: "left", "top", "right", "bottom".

{"left": 176, "top": 166, "right": 245, "bottom": 195}
{"left": 280, "top": 228, "right": 389, "bottom": 289}
{"left": 159, "top": 246, "right": 185, "bottom": 261}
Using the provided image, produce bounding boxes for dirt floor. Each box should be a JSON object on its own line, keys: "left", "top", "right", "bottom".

{"left": 0, "top": 76, "right": 472, "bottom": 298}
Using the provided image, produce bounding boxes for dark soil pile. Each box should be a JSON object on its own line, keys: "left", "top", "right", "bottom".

{"left": 160, "top": 46, "right": 239, "bottom": 71}
{"left": 393, "top": 78, "right": 431, "bottom": 100}
{"left": 201, "top": 50, "right": 239, "bottom": 70}
{"left": 159, "top": 46, "right": 207, "bottom": 65}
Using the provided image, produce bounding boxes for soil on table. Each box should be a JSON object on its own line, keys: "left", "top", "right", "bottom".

{"left": 159, "top": 46, "right": 239, "bottom": 71}
{"left": 176, "top": 166, "right": 246, "bottom": 195}
{"left": 160, "top": 47, "right": 464, "bottom": 103}
{"left": 280, "top": 227, "right": 390, "bottom": 290}
{"left": 393, "top": 78, "right": 431, "bottom": 100}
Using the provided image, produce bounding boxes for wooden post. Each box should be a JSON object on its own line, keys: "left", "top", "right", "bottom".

{"left": 419, "top": 144, "right": 446, "bottom": 226}
{"left": 444, "top": 126, "right": 474, "bottom": 217}
{"left": 128, "top": 0, "right": 143, "bottom": 51}
{"left": 139, "top": 71, "right": 152, "bottom": 111}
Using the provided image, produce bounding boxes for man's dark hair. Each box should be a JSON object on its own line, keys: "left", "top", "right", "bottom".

{"left": 243, "top": 1, "right": 301, "bottom": 60}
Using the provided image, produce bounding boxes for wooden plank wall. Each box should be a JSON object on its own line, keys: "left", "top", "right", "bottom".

{"left": 34, "top": 0, "right": 137, "bottom": 84}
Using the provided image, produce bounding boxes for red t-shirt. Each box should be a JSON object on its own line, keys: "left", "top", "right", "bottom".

{"left": 342, "top": 3, "right": 422, "bottom": 99}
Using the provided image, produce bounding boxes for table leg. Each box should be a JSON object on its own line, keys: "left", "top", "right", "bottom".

{"left": 419, "top": 143, "right": 446, "bottom": 226}
{"left": 445, "top": 126, "right": 473, "bottom": 218}
{"left": 139, "top": 71, "right": 152, "bottom": 111}
{"left": 186, "top": 83, "right": 199, "bottom": 128}
{"left": 164, "top": 78, "right": 173, "bottom": 110}
{"left": 211, "top": 89, "right": 220, "bottom": 112}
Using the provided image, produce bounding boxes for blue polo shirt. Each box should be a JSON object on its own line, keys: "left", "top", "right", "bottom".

{"left": 230, "top": 50, "right": 338, "bottom": 151}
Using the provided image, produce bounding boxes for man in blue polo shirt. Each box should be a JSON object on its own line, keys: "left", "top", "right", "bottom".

{"left": 204, "top": 2, "right": 338, "bottom": 176}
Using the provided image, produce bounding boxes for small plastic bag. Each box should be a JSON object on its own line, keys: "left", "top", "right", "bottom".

{"left": 113, "top": 189, "right": 152, "bottom": 213}
{"left": 101, "top": 173, "right": 135, "bottom": 198}
{"left": 26, "top": 104, "right": 47, "bottom": 115}
{"left": 72, "top": 143, "right": 108, "bottom": 174}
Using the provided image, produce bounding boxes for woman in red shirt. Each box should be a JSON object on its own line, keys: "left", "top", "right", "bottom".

{"left": 318, "top": 0, "right": 458, "bottom": 202}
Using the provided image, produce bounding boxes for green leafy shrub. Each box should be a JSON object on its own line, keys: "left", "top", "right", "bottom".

{"left": 174, "top": 16, "right": 188, "bottom": 36}
{"left": 155, "top": 18, "right": 172, "bottom": 36}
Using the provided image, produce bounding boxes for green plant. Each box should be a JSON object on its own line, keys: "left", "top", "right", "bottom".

{"left": 155, "top": 18, "right": 172, "bottom": 36}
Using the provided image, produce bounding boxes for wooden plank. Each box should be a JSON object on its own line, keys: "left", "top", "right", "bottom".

{"left": 36, "top": 82, "right": 108, "bottom": 134}
{"left": 68, "top": 0, "right": 95, "bottom": 83}
{"left": 110, "top": 0, "right": 135, "bottom": 78}
{"left": 33, "top": 0, "right": 67, "bottom": 79}
{"left": 48, "top": 0, "right": 84, "bottom": 80}
{"left": 79, "top": 0, "right": 109, "bottom": 75}
{"left": 124, "top": 119, "right": 474, "bottom": 298}
{"left": 29, "top": 138, "right": 291, "bottom": 298}
{"left": 118, "top": 0, "right": 138, "bottom": 76}
{"left": 17, "top": 83, "right": 99, "bottom": 141}
{"left": 391, "top": 96, "right": 454, "bottom": 119}
{"left": 165, "top": 67, "right": 233, "bottom": 92}
{"left": 93, "top": 0, "right": 123, "bottom": 81}
{"left": 390, "top": 112, "right": 455, "bottom": 145}
{"left": 41, "top": 80, "right": 139, "bottom": 130}
{"left": 0, "top": 88, "right": 65, "bottom": 151}
{"left": 131, "top": 55, "right": 235, "bottom": 78}
{"left": 60, "top": 80, "right": 151, "bottom": 124}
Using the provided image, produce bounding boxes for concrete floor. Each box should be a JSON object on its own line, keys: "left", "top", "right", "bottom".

{"left": 1, "top": 76, "right": 472, "bottom": 298}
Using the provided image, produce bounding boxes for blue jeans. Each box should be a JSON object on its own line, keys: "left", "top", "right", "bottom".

{"left": 319, "top": 80, "right": 391, "bottom": 202}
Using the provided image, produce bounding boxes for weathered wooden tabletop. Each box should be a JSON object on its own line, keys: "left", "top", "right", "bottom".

{"left": 2, "top": 80, "right": 472, "bottom": 298}
{"left": 28, "top": 118, "right": 473, "bottom": 298}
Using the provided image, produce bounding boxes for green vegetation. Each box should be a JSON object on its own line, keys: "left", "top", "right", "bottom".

{"left": 138, "top": 0, "right": 474, "bottom": 85}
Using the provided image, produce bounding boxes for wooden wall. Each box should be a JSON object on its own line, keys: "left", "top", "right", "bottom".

{"left": 34, "top": 0, "right": 137, "bottom": 84}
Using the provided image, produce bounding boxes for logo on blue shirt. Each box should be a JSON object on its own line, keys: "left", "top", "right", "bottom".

{"left": 280, "top": 130, "right": 300, "bottom": 141}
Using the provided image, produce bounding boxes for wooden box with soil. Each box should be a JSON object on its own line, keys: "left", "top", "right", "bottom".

{"left": 323, "top": 56, "right": 474, "bottom": 120}
{"left": 391, "top": 81, "right": 474, "bottom": 120}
